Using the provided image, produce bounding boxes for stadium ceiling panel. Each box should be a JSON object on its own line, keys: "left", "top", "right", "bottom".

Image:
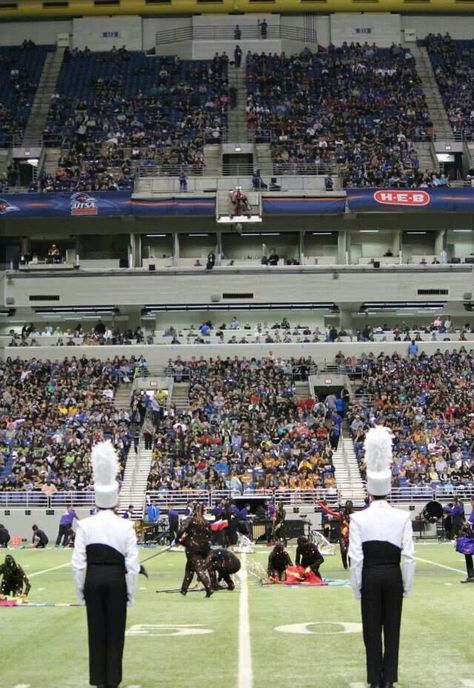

{"left": 0, "top": 0, "right": 473, "bottom": 19}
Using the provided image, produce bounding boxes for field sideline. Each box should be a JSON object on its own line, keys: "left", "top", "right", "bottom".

{"left": 0, "top": 542, "right": 472, "bottom": 688}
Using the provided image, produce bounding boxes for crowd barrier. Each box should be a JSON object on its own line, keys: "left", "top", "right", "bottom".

{"left": 1, "top": 487, "right": 472, "bottom": 508}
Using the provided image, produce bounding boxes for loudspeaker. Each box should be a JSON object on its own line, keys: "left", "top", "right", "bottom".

{"left": 373, "top": 261, "right": 380, "bottom": 268}
{"left": 211, "top": 294, "right": 221, "bottom": 302}
{"left": 119, "top": 258, "right": 128, "bottom": 268}
{"left": 148, "top": 264, "right": 156, "bottom": 271}
{"left": 463, "top": 292, "right": 472, "bottom": 301}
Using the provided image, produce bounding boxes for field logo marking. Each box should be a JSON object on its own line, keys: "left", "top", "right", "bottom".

{"left": 238, "top": 553, "right": 253, "bottom": 688}
{"left": 126, "top": 624, "right": 213, "bottom": 637}
{"left": 275, "top": 622, "right": 362, "bottom": 635}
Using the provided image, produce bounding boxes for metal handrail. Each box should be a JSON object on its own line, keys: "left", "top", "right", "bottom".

{"left": 155, "top": 25, "right": 318, "bottom": 46}
{"left": 1, "top": 485, "right": 473, "bottom": 508}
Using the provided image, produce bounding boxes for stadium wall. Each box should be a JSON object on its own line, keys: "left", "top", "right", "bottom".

{"left": 0, "top": 341, "right": 471, "bottom": 367}
{"left": 2, "top": 14, "right": 474, "bottom": 49}
{"left": 4, "top": 268, "right": 471, "bottom": 306}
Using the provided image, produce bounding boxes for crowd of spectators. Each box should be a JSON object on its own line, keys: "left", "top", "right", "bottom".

{"left": 0, "top": 356, "right": 140, "bottom": 493}
{"left": 146, "top": 356, "right": 339, "bottom": 493}
{"left": 246, "top": 44, "right": 437, "bottom": 186}
{"left": 43, "top": 49, "right": 229, "bottom": 179}
{"left": 425, "top": 33, "right": 474, "bottom": 141}
{"left": 6, "top": 321, "right": 152, "bottom": 348}
{"left": 0, "top": 43, "right": 50, "bottom": 147}
{"left": 347, "top": 349, "right": 474, "bottom": 492}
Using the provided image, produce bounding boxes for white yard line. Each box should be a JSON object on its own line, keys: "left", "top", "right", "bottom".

{"left": 29, "top": 561, "right": 71, "bottom": 578}
{"left": 348, "top": 683, "right": 366, "bottom": 688}
{"left": 460, "top": 681, "right": 474, "bottom": 688}
{"left": 414, "top": 556, "right": 465, "bottom": 575}
{"left": 238, "top": 553, "right": 253, "bottom": 688}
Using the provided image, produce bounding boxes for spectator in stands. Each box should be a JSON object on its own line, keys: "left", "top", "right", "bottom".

{"left": 347, "top": 349, "right": 473, "bottom": 492}
{"left": 246, "top": 44, "right": 436, "bottom": 186}
{"left": 147, "top": 356, "right": 336, "bottom": 494}
{"left": 179, "top": 171, "right": 188, "bottom": 193}
{"left": 252, "top": 169, "right": 267, "bottom": 190}
{"left": 234, "top": 45, "right": 242, "bottom": 69}
{"left": 259, "top": 19, "right": 268, "bottom": 39}
{"left": 234, "top": 25, "right": 241, "bottom": 41}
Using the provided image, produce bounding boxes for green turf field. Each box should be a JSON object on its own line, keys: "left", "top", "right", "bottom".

{"left": 0, "top": 541, "right": 472, "bottom": 688}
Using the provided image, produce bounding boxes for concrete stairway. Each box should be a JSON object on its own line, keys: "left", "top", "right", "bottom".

{"left": 204, "top": 144, "right": 221, "bottom": 176}
{"left": 227, "top": 64, "right": 247, "bottom": 142}
{"left": 22, "top": 48, "right": 65, "bottom": 147}
{"left": 43, "top": 147, "right": 62, "bottom": 175}
{"left": 0, "top": 149, "right": 9, "bottom": 179}
{"left": 295, "top": 381, "right": 310, "bottom": 401}
{"left": 114, "top": 382, "right": 132, "bottom": 411}
{"left": 255, "top": 143, "right": 273, "bottom": 177}
{"left": 415, "top": 141, "right": 439, "bottom": 174}
{"left": 172, "top": 382, "right": 189, "bottom": 411}
{"left": 332, "top": 435, "right": 366, "bottom": 504}
{"left": 410, "top": 45, "right": 454, "bottom": 140}
{"left": 118, "top": 447, "right": 153, "bottom": 519}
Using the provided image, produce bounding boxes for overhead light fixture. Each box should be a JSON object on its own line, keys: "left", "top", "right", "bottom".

{"left": 311, "top": 232, "right": 333, "bottom": 236}
{"left": 188, "top": 233, "right": 209, "bottom": 237}
{"left": 234, "top": 146, "right": 241, "bottom": 152}
{"left": 142, "top": 302, "right": 337, "bottom": 315}
{"left": 360, "top": 230, "right": 379, "bottom": 233}
{"left": 146, "top": 234, "right": 168, "bottom": 237}
{"left": 406, "top": 231, "right": 427, "bottom": 235}
{"left": 34, "top": 306, "right": 120, "bottom": 315}
{"left": 453, "top": 229, "right": 472, "bottom": 233}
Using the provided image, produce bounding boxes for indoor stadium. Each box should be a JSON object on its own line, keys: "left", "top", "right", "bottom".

{"left": 0, "top": 1, "right": 473, "bottom": 687}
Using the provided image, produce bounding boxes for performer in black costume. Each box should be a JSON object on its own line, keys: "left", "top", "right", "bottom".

{"left": 207, "top": 548, "right": 241, "bottom": 590}
{"left": 0, "top": 523, "right": 10, "bottom": 548}
{"left": 0, "top": 554, "right": 31, "bottom": 596}
{"left": 267, "top": 542, "right": 292, "bottom": 580}
{"left": 295, "top": 537, "right": 324, "bottom": 576}
{"left": 349, "top": 426, "right": 415, "bottom": 688}
{"left": 178, "top": 504, "right": 213, "bottom": 597}
{"left": 32, "top": 524, "right": 49, "bottom": 548}
{"left": 272, "top": 501, "right": 286, "bottom": 544}
{"left": 72, "top": 442, "right": 140, "bottom": 688}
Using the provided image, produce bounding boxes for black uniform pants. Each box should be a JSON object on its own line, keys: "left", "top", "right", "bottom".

{"left": 56, "top": 524, "right": 70, "bottom": 547}
{"left": 361, "top": 565, "right": 403, "bottom": 685}
{"left": 181, "top": 553, "right": 212, "bottom": 593}
{"left": 84, "top": 565, "right": 127, "bottom": 687}
{"left": 465, "top": 554, "right": 474, "bottom": 579}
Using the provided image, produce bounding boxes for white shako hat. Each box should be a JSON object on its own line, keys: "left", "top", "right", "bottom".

{"left": 364, "top": 426, "right": 393, "bottom": 497}
{"left": 91, "top": 441, "right": 119, "bottom": 508}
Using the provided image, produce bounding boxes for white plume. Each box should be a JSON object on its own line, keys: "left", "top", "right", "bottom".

{"left": 364, "top": 426, "right": 392, "bottom": 472}
{"left": 91, "top": 441, "right": 119, "bottom": 485}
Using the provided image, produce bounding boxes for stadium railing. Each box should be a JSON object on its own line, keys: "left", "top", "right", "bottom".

{"left": 154, "top": 25, "right": 318, "bottom": 46}
{"left": 1, "top": 486, "right": 472, "bottom": 508}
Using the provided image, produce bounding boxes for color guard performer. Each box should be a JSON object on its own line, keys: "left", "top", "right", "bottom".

{"left": 72, "top": 442, "right": 140, "bottom": 688}
{"left": 318, "top": 499, "right": 353, "bottom": 569}
{"left": 0, "top": 554, "right": 31, "bottom": 597}
{"left": 349, "top": 426, "right": 415, "bottom": 688}
{"left": 295, "top": 537, "right": 324, "bottom": 577}
{"left": 456, "top": 495, "right": 474, "bottom": 583}
{"left": 178, "top": 504, "right": 213, "bottom": 597}
{"left": 207, "top": 548, "right": 241, "bottom": 590}
{"left": 267, "top": 542, "right": 293, "bottom": 581}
